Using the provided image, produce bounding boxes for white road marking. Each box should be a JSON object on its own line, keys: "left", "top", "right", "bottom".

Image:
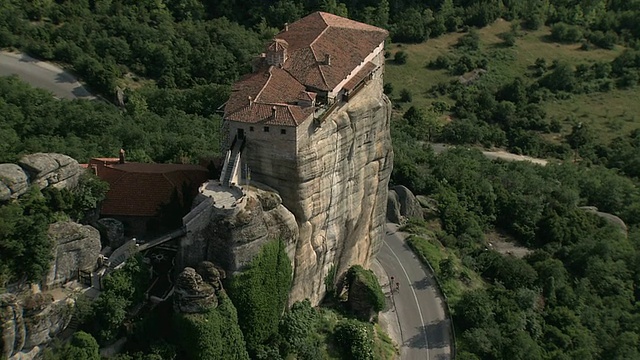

{"left": 384, "top": 237, "right": 430, "bottom": 360}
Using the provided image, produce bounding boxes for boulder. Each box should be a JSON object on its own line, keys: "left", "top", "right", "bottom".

{"left": 173, "top": 267, "right": 218, "bottom": 314}
{"left": 0, "top": 164, "right": 29, "bottom": 200}
{"left": 45, "top": 222, "right": 101, "bottom": 288}
{"left": 392, "top": 185, "right": 424, "bottom": 221}
{"left": 96, "top": 218, "right": 125, "bottom": 249}
{"left": 386, "top": 189, "right": 402, "bottom": 224}
{"left": 18, "top": 153, "right": 82, "bottom": 189}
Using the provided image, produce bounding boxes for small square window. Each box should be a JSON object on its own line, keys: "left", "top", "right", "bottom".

{"left": 249, "top": 126, "right": 254, "bottom": 132}
{"left": 280, "top": 129, "right": 286, "bottom": 135}
{"left": 264, "top": 126, "right": 270, "bottom": 132}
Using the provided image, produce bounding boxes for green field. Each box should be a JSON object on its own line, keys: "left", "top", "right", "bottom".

{"left": 384, "top": 19, "right": 640, "bottom": 142}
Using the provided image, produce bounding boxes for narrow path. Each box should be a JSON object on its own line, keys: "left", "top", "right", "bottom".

{"left": 377, "top": 223, "right": 452, "bottom": 360}
{"left": 0, "top": 51, "right": 95, "bottom": 99}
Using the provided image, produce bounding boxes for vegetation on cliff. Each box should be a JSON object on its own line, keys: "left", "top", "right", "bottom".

{"left": 345, "top": 265, "right": 385, "bottom": 321}
{"left": 0, "top": 173, "right": 107, "bottom": 288}
{"left": 227, "top": 239, "right": 292, "bottom": 355}
{"left": 173, "top": 292, "right": 249, "bottom": 360}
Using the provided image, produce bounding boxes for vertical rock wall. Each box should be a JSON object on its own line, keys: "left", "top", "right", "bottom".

{"left": 285, "top": 78, "right": 393, "bottom": 305}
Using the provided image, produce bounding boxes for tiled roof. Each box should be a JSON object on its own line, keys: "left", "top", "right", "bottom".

{"left": 226, "top": 103, "right": 314, "bottom": 126}
{"left": 277, "top": 12, "right": 388, "bottom": 91}
{"left": 92, "top": 160, "right": 209, "bottom": 217}
{"left": 224, "top": 12, "right": 387, "bottom": 126}
{"left": 343, "top": 62, "right": 377, "bottom": 91}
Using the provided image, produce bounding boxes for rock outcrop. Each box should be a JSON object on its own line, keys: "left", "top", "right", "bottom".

{"left": 0, "top": 153, "right": 83, "bottom": 201}
{"left": 181, "top": 78, "right": 393, "bottom": 306}
{"left": 387, "top": 185, "right": 426, "bottom": 223}
{"left": 1, "top": 293, "right": 73, "bottom": 359}
{"left": 46, "top": 221, "right": 101, "bottom": 288}
{"left": 96, "top": 218, "right": 125, "bottom": 249}
{"left": 173, "top": 262, "right": 226, "bottom": 314}
{"left": 179, "top": 184, "right": 299, "bottom": 276}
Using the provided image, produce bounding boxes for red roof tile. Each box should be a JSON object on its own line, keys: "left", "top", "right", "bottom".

{"left": 92, "top": 160, "right": 209, "bottom": 217}
{"left": 224, "top": 12, "right": 387, "bottom": 127}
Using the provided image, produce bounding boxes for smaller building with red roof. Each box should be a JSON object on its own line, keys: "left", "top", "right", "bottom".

{"left": 88, "top": 150, "right": 209, "bottom": 237}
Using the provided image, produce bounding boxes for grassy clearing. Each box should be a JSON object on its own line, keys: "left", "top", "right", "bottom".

{"left": 384, "top": 19, "right": 640, "bottom": 141}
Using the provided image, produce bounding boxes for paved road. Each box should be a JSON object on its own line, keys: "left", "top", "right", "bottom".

{"left": 0, "top": 51, "right": 95, "bottom": 99}
{"left": 377, "top": 223, "right": 452, "bottom": 360}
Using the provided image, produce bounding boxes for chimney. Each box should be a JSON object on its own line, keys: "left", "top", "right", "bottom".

{"left": 248, "top": 95, "right": 253, "bottom": 105}
{"left": 272, "top": 106, "right": 277, "bottom": 119}
{"left": 119, "top": 149, "right": 125, "bottom": 164}
{"left": 284, "top": 23, "right": 289, "bottom": 32}
{"left": 325, "top": 53, "right": 331, "bottom": 66}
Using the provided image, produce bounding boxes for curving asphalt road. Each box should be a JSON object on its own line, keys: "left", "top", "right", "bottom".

{"left": 0, "top": 51, "right": 95, "bottom": 99}
{"left": 377, "top": 223, "right": 452, "bottom": 360}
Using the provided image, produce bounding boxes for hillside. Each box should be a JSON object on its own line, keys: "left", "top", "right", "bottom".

{"left": 385, "top": 19, "right": 640, "bottom": 144}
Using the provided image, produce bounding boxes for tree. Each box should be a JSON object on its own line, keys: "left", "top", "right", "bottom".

{"left": 399, "top": 88, "right": 412, "bottom": 102}
{"left": 394, "top": 50, "right": 408, "bottom": 65}
{"left": 43, "top": 331, "right": 100, "bottom": 360}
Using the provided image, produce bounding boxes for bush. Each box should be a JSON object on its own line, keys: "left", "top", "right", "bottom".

{"left": 550, "top": 23, "right": 583, "bottom": 43}
{"left": 383, "top": 82, "right": 393, "bottom": 95}
{"left": 399, "top": 88, "right": 412, "bottom": 102}
{"left": 394, "top": 50, "right": 408, "bottom": 65}
{"left": 334, "top": 319, "right": 374, "bottom": 360}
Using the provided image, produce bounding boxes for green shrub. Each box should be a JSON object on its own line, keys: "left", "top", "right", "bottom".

{"left": 333, "top": 319, "right": 374, "bottom": 360}
{"left": 394, "top": 50, "right": 408, "bottom": 65}
{"left": 227, "top": 239, "right": 292, "bottom": 354}
{"left": 399, "top": 88, "right": 412, "bottom": 102}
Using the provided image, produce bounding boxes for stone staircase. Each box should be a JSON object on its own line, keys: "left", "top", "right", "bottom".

{"left": 221, "top": 138, "right": 243, "bottom": 186}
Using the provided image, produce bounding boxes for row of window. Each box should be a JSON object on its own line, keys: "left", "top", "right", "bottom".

{"left": 248, "top": 126, "right": 287, "bottom": 134}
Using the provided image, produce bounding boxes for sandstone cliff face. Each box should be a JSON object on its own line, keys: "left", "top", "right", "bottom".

{"left": 0, "top": 293, "right": 73, "bottom": 359}
{"left": 0, "top": 153, "right": 83, "bottom": 201}
{"left": 284, "top": 80, "right": 393, "bottom": 305}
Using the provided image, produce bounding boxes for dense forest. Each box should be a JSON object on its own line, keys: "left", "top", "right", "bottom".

{"left": 1, "top": 0, "right": 640, "bottom": 359}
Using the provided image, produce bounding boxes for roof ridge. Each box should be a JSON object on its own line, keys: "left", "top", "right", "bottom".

{"left": 310, "top": 25, "right": 331, "bottom": 89}
{"left": 254, "top": 66, "right": 274, "bottom": 102}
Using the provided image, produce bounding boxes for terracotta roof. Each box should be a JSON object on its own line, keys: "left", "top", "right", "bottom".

{"left": 91, "top": 160, "right": 209, "bottom": 217}
{"left": 224, "top": 12, "right": 387, "bottom": 126}
{"left": 226, "top": 103, "right": 314, "bottom": 126}
{"left": 297, "top": 91, "right": 317, "bottom": 102}
{"left": 343, "top": 61, "right": 377, "bottom": 91}
{"left": 277, "top": 12, "right": 388, "bottom": 91}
